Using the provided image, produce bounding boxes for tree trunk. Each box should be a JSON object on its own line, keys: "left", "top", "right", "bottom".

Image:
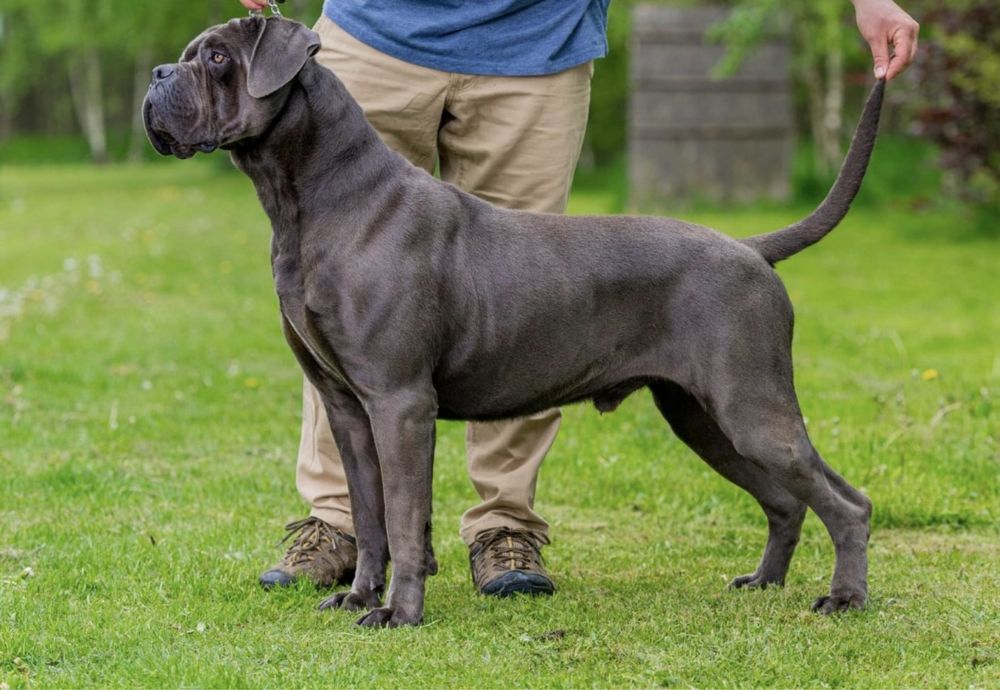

{"left": 127, "top": 46, "right": 153, "bottom": 163}
{"left": 803, "top": 61, "right": 828, "bottom": 178}
{"left": 68, "top": 47, "right": 108, "bottom": 164}
{"left": 802, "top": 50, "right": 844, "bottom": 178}
{"left": 0, "top": 100, "right": 11, "bottom": 141}
{"left": 820, "top": 46, "right": 844, "bottom": 176}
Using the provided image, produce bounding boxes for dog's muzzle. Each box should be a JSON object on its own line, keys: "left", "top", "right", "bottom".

{"left": 142, "top": 80, "right": 218, "bottom": 159}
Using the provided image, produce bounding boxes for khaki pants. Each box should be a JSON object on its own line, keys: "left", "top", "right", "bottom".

{"left": 297, "top": 15, "right": 592, "bottom": 546}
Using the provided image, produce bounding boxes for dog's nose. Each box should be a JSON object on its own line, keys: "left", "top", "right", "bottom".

{"left": 151, "top": 64, "right": 176, "bottom": 83}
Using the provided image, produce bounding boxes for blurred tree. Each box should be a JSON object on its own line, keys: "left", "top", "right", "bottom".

{"left": 709, "top": 0, "right": 871, "bottom": 177}
{"left": 584, "top": 0, "right": 881, "bottom": 179}
{"left": 4, "top": 1, "right": 129, "bottom": 161}
{"left": 0, "top": 0, "right": 321, "bottom": 162}
{"left": 909, "top": 0, "right": 999, "bottom": 208}
{"left": 581, "top": 0, "right": 634, "bottom": 169}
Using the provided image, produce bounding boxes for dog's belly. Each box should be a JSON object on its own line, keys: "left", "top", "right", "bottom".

{"left": 432, "top": 327, "right": 668, "bottom": 421}
{"left": 435, "top": 375, "right": 650, "bottom": 421}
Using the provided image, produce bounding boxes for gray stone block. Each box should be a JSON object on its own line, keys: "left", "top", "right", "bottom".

{"left": 628, "top": 4, "right": 794, "bottom": 207}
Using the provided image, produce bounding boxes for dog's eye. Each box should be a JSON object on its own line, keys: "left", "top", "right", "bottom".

{"left": 210, "top": 51, "right": 228, "bottom": 65}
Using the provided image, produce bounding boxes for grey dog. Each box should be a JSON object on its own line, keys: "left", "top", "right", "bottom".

{"left": 143, "top": 16, "right": 884, "bottom": 628}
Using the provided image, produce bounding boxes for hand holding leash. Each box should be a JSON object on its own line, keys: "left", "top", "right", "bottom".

{"left": 239, "top": 0, "right": 285, "bottom": 17}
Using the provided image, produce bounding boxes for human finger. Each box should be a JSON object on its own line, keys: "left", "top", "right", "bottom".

{"left": 885, "top": 22, "right": 918, "bottom": 81}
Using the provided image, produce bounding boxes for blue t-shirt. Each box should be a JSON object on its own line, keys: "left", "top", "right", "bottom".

{"left": 322, "top": 0, "right": 610, "bottom": 76}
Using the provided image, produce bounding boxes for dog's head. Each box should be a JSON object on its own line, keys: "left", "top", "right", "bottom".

{"left": 142, "top": 16, "right": 320, "bottom": 158}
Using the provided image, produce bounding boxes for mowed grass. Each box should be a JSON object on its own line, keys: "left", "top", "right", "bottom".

{"left": 1, "top": 160, "right": 998, "bottom": 688}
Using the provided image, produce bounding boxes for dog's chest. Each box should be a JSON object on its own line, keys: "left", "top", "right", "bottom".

{"left": 271, "top": 247, "right": 354, "bottom": 393}
{"left": 278, "top": 294, "right": 354, "bottom": 391}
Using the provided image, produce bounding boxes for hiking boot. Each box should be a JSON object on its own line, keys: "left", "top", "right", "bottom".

{"left": 469, "top": 526, "right": 555, "bottom": 597}
{"left": 259, "top": 516, "right": 357, "bottom": 589}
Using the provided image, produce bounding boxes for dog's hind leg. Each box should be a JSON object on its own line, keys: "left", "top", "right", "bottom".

{"left": 707, "top": 379, "right": 872, "bottom": 613}
{"left": 650, "top": 381, "right": 807, "bottom": 589}
{"left": 314, "top": 386, "right": 390, "bottom": 613}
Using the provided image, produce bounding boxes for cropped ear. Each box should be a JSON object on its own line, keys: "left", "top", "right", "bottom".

{"left": 247, "top": 17, "right": 321, "bottom": 99}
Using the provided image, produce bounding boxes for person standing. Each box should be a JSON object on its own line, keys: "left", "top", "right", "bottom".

{"left": 244, "top": 0, "right": 609, "bottom": 598}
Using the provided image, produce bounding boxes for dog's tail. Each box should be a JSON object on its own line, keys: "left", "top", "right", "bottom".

{"left": 741, "top": 79, "right": 885, "bottom": 265}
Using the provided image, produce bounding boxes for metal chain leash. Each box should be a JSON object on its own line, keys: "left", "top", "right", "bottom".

{"left": 249, "top": 0, "right": 284, "bottom": 17}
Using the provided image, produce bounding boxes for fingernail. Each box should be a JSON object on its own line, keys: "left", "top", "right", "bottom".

{"left": 875, "top": 66, "right": 886, "bottom": 78}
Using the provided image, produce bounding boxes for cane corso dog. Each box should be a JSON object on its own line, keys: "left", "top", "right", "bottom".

{"left": 143, "top": 16, "right": 884, "bottom": 627}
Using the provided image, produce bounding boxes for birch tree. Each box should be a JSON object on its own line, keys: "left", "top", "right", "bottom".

{"left": 711, "top": 0, "right": 866, "bottom": 177}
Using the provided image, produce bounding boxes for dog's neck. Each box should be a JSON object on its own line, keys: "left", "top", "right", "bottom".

{"left": 231, "top": 61, "right": 402, "bottom": 226}
{"left": 230, "top": 61, "right": 407, "bottom": 301}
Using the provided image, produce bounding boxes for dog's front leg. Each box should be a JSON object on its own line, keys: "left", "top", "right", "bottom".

{"left": 280, "top": 314, "right": 391, "bottom": 610}
{"left": 354, "top": 389, "right": 437, "bottom": 628}
{"left": 313, "top": 385, "right": 389, "bottom": 613}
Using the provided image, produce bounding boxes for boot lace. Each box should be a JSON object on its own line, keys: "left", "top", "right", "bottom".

{"left": 472, "top": 527, "right": 549, "bottom": 577}
{"left": 279, "top": 516, "right": 351, "bottom": 568}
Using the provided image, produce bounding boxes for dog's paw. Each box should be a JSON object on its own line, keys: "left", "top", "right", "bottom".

{"left": 811, "top": 591, "right": 866, "bottom": 614}
{"left": 354, "top": 606, "right": 422, "bottom": 628}
{"left": 728, "top": 572, "right": 784, "bottom": 590}
{"left": 318, "top": 589, "right": 380, "bottom": 612}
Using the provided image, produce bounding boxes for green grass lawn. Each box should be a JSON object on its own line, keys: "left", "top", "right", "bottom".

{"left": 1, "top": 161, "right": 998, "bottom": 688}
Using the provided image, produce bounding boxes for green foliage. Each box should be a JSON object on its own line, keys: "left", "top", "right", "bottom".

{"left": 582, "top": 0, "right": 636, "bottom": 168}
{"left": 1, "top": 163, "right": 998, "bottom": 687}
{"left": 710, "top": 0, "right": 875, "bottom": 180}
{"left": 0, "top": 131, "right": 144, "bottom": 164}
{"left": 908, "top": 0, "right": 1000, "bottom": 214}
{"left": 710, "top": 0, "right": 866, "bottom": 77}
{"left": 795, "top": 134, "right": 942, "bottom": 207}
{"left": 0, "top": 0, "right": 201, "bottom": 100}
{"left": 0, "top": 1, "right": 326, "bottom": 152}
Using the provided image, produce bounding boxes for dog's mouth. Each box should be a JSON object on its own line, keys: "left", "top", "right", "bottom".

{"left": 143, "top": 98, "right": 218, "bottom": 159}
{"left": 143, "top": 99, "right": 174, "bottom": 157}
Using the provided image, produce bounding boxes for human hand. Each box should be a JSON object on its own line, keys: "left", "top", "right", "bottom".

{"left": 852, "top": 0, "right": 920, "bottom": 81}
{"left": 239, "top": 0, "right": 268, "bottom": 11}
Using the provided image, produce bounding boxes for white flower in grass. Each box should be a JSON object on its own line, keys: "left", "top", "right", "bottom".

{"left": 88, "top": 254, "right": 103, "bottom": 278}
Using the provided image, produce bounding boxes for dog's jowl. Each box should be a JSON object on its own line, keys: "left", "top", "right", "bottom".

{"left": 145, "top": 16, "right": 884, "bottom": 627}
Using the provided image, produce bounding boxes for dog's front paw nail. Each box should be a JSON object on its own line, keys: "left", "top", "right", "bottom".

{"left": 318, "top": 590, "right": 380, "bottom": 612}
{"left": 728, "top": 572, "right": 783, "bottom": 590}
{"left": 318, "top": 591, "right": 350, "bottom": 611}
{"left": 811, "top": 592, "right": 866, "bottom": 614}
{"left": 729, "top": 573, "right": 762, "bottom": 589}
{"left": 355, "top": 607, "right": 422, "bottom": 628}
{"left": 355, "top": 607, "right": 394, "bottom": 627}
